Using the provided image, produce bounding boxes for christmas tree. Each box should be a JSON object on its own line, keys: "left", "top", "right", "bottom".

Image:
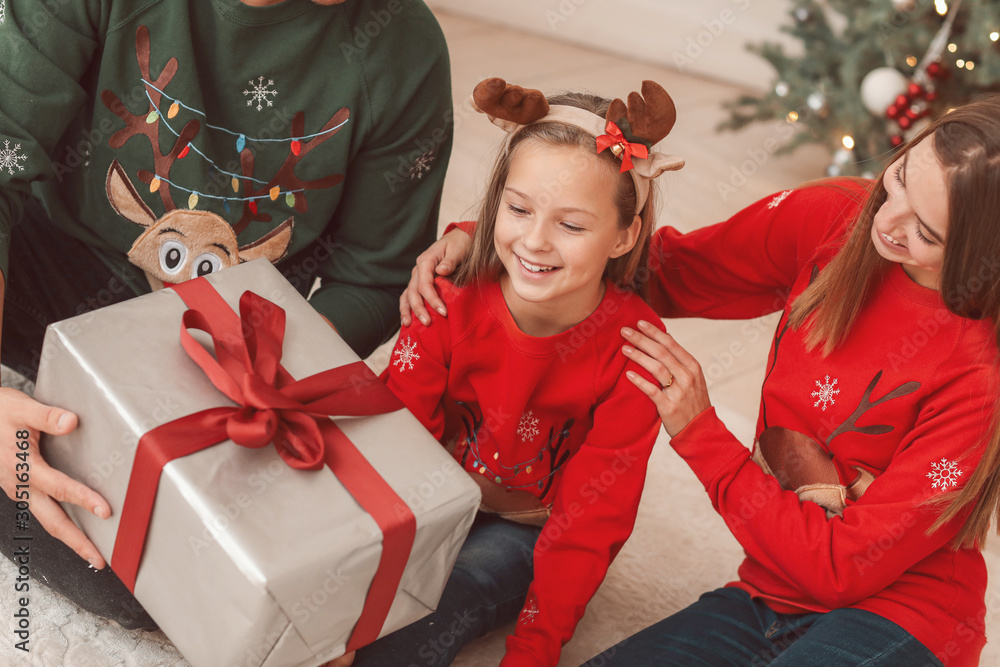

{"left": 720, "top": 0, "right": 1000, "bottom": 177}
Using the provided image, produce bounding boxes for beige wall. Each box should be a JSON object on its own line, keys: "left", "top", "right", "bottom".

{"left": 426, "top": 0, "right": 795, "bottom": 91}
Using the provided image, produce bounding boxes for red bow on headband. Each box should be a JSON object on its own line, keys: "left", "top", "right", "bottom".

{"left": 596, "top": 120, "right": 649, "bottom": 173}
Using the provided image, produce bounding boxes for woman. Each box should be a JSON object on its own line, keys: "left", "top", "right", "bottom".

{"left": 403, "top": 94, "right": 1000, "bottom": 666}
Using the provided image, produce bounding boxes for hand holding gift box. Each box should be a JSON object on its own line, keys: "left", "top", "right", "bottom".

{"left": 35, "top": 260, "right": 481, "bottom": 667}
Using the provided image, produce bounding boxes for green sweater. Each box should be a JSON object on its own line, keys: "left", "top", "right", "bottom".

{"left": 0, "top": 0, "right": 452, "bottom": 356}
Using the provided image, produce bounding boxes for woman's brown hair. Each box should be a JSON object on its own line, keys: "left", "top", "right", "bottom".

{"left": 789, "top": 93, "right": 1000, "bottom": 548}
{"left": 454, "top": 91, "right": 657, "bottom": 297}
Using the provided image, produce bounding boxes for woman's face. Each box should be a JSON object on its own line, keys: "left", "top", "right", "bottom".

{"left": 870, "top": 137, "right": 950, "bottom": 290}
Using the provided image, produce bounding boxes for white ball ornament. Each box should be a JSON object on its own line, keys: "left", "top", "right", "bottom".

{"left": 892, "top": 0, "right": 916, "bottom": 11}
{"left": 807, "top": 92, "right": 827, "bottom": 111}
{"left": 859, "top": 67, "right": 909, "bottom": 116}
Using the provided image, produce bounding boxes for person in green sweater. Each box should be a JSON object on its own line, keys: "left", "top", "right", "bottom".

{"left": 0, "top": 0, "right": 452, "bottom": 633}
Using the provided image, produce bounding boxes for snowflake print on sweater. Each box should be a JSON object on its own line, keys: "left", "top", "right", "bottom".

{"left": 927, "top": 458, "right": 963, "bottom": 491}
{"left": 517, "top": 410, "right": 540, "bottom": 443}
{"left": 392, "top": 336, "right": 420, "bottom": 372}
{"left": 767, "top": 190, "right": 792, "bottom": 209}
{"left": 408, "top": 148, "right": 437, "bottom": 180}
{"left": 811, "top": 375, "right": 840, "bottom": 411}
{"left": 0, "top": 139, "right": 26, "bottom": 175}
{"left": 244, "top": 76, "right": 278, "bottom": 111}
{"left": 518, "top": 596, "right": 539, "bottom": 626}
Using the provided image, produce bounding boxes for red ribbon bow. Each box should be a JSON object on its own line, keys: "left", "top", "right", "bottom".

{"left": 596, "top": 120, "right": 649, "bottom": 173}
{"left": 174, "top": 292, "right": 394, "bottom": 470}
{"left": 111, "top": 279, "right": 414, "bottom": 652}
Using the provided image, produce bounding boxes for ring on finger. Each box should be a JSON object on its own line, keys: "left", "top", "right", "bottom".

{"left": 663, "top": 375, "right": 674, "bottom": 389}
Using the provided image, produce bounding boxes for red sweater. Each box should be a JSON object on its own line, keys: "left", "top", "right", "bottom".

{"left": 384, "top": 278, "right": 663, "bottom": 667}
{"left": 650, "top": 179, "right": 998, "bottom": 666}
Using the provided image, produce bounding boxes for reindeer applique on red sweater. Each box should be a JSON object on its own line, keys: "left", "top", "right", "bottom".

{"left": 753, "top": 270, "right": 922, "bottom": 516}
{"left": 102, "top": 26, "right": 348, "bottom": 290}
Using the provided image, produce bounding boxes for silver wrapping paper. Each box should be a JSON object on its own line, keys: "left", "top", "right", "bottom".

{"left": 34, "top": 260, "right": 481, "bottom": 667}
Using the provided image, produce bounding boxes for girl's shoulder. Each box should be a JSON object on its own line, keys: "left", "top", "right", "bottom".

{"left": 559, "top": 285, "right": 666, "bottom": 355}
{"left": 432, "top": 275, "right": 465, "bottom": 305}
{"left": 434, "top": 276, "right": 495, "bottom": 314}
{"left": 607, "top": 285, "right": 664, "bottom": 328}
{"left": 428, "top": 277, "right": 496, "bottom": 333}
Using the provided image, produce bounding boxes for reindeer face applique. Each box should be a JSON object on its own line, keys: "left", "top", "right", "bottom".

{"left": 753, "top": 426, "right": 874, "bottom": 517}
{"left": 753, "top": 370, "right": 920, "bottom": 517}
{"left": 106, "top": 160, "right": 292, "bottom": 290}
{"left": 101, "top": 25, "right": 349, "bottom": 291}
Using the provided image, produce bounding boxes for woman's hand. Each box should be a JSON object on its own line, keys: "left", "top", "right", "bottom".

{"left": 621, "top": 320, "right": 711, "bottom": 437}
{"left": 0, "top": 387, "right": 111, "bottom": 568}
{"left": 400, "top": 228, "right": 472, "bottom": 327}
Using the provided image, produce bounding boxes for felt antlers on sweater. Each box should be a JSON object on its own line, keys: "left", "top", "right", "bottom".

{"left": 471, "top": 77, "right": 684, "bottom": 213}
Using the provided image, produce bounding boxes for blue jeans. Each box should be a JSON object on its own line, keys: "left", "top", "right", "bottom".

{"left": 581, "top": 587, "right": 944, "bottom": 667}
{"left": 354, "top": 513, "right": 541, "bottom": 667}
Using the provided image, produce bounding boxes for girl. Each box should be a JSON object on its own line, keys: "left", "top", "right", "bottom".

{"left": 354, "top": 78, "right": 683, "bottom": 667}
{"left": 582, "top": 94, "right": 1000, "bottom": 665}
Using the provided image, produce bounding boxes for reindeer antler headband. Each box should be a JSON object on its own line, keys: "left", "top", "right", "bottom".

{"left": 471, "top": 78, "right": 684, "bottom": 214}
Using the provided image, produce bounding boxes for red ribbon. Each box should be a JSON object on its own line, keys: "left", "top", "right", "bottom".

{"left": 596, "top": 120, "right": 649, "bottom": 173}
{"left": 111, "top": 278, "right": 416, "bottom": 652}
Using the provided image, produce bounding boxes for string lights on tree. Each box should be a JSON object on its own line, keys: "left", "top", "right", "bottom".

{"left": 719, "top": 0, "right": 1000, "bottom": 177}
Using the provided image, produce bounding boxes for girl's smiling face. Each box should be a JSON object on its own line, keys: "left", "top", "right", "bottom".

{"left": 494, "top": 140, "right": 639, "bottom": 336}
{"left": 871, "top": 137, "right": 950, "bottom": 289}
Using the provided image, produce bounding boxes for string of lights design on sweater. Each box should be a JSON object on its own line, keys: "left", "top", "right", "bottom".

{"left": 455, "top": 402, "right": 573, "bottom": 496}
{"left": 138, "top": 78, "right": 349, "bottom": 210}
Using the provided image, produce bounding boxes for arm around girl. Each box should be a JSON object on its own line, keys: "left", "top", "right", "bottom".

{"left": 592, "top": 93, "right": 1000, "bottom": 667}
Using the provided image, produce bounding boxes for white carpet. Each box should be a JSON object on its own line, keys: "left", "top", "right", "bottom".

{"left": 3, "top": 362, "right": 999, "bottom": 666}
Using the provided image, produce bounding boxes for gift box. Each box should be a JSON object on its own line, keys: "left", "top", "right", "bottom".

{"left": 34, "top": 260, "right": 481, "bottom": 667}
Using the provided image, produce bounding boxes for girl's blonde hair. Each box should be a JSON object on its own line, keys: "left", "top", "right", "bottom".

{"left": 455, "top": 91, "right": 657, "bottom": 297}
{"left": 788, "top": 93, "right": 1000, "bottom": 548}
